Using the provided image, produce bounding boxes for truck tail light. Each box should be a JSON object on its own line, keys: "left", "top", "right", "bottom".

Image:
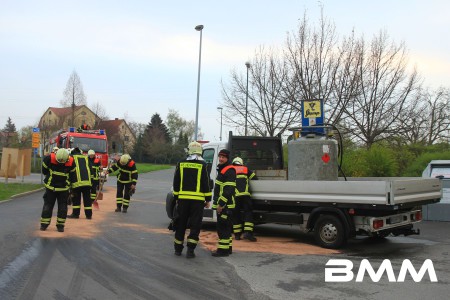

{"left": 373, "top": 219, "right": 384, "bottom": 229}
{"left": 412, "top": 211, "right": 422, "bottom": 221}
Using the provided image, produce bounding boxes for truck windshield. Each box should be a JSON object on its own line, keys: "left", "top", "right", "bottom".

{"left": 430, "top": 167, "right": 450, "bottom": 179}
{"left": 71, "top": 137, "right": 107, "bottom": 153}
{"left": 231, "top": 138, "right": 283, "bottom": 170}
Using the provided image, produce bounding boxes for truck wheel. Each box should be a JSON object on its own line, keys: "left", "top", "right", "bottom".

{"left": 314, "top": 215, "right": 346, "bottom": 249}
{"left": 165, "top": 192, "right": 175, "bottom": 219}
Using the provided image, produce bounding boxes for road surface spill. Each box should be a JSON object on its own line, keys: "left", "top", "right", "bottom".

{"left": 35, "top": 187, "right": 339, "bottom": 255}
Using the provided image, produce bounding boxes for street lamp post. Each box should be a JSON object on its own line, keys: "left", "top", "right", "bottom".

{"left": 217, "top": 107, "right": 223, "bottom": 141}
{"left": 245, "top": 61, "right": 251, "bottom": 136}
{"left": 194, "top": 24, "right": 204, "bottom": 141}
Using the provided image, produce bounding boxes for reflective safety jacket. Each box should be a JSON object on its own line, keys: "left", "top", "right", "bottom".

{"left": 212, "top": 163, "right": 236, "bottom": 209}
{"left": 229, "top": 164, "right": 257, "bottom": 197}
{"left": 88, "top": 156, "right": 101, "bottom": 181}
{"left": 172, "top": 157, "right": 212, "bottom": 202}
{"left": 42, "top": 153, "right": 75, "bottom": 191}
{"left": 71, "top": 154, "right": 92, "bottom": 188}
{"left": 108, "top": 160, "right": 138, "bottom": 184}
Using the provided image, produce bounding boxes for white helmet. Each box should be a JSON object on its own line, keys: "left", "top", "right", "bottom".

{"left": 232, "top": 157, "right": 243, "bottom": 165}
{"left": 188, "top": 141, "right": 202, "bottom": 155}
{"left": 88, "top": 149, "right": 95, "bottom": 156}
{"left": 56, "top": 148, "right": 69, "bottom": 163}
{"left": 120, "top": 154, "right": 131, "bottom": 165}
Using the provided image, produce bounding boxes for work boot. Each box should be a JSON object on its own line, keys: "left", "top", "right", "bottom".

{"left": 115, "top": 207, "right": 121, "bottom": 212}
{"left": 243, "top": 232, "right": 257, "bottom": 242}
{"left": 86, "top": 216, "right": 92, "bottom": 219}
{"left": 122, "top": 207, "right": 128, "bottom": 213}
{"left": 56, "top": 226, "right": 64, "bottom": 232}
{"left": 67, "top": 214, "right": 79, "bottom": 219}
{"left": 186, "top": 249, "right": 196, "bottom": 258}
{"left": 229, "top": 246, "right": 233, "bottom": 255}
{"left": 234, "top": 233, "right": 241, "bottom": 240}
{"left": 174, "top": 251, "right": 182, "bottom": 256}
{"left": 40, "top": 225, "right": 47, "bottom": 231}
{"left": 211, "top": 250, "right": 229, "bottom": 257}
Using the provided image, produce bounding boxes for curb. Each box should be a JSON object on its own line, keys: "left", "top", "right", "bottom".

{"left": 10, "top": 187, "right": 45, "bottom": 199}
{"left": 0, "top": 187, "right": 45, "bottom": 204}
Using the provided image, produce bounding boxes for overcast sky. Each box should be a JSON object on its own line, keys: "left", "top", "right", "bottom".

{"left": 1, "top": 0, "right": 449, "bottom": 141}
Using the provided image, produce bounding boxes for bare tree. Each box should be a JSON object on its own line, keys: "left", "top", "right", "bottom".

{"left": 60, "top": 70, "right": 87, "bottom": 127}
{"left": 127, "top": 121, "right": 146, "bottom": 138}
{"left": 90, "top": 102, "right": 109, "bottom": 128}
{"left": 400, "top": 87, "right": 450, "bottom": 145}
{"left": 342, "top": 31, "right": 421, "bottom": 147}
{"left": 284, "top": 11, "right": 348, "bottom": 125}
{"left": 222, "top": 46, "right": 300, "bottom": 137}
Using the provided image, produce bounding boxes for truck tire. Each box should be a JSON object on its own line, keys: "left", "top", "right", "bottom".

{"left": 314, "top": 214, "right": 346, "bottom": 249}
{"left": 166, "top": 192, "right": 175, "bottom": 219}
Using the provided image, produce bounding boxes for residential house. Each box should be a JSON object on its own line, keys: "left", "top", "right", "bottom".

{"left": 97, "top": 118, "right": 136, "bottom": 155}
{"left": 38, "top": 105, "right": 99, "bottom": 130}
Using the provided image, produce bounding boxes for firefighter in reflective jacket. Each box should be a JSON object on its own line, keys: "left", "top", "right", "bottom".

{"left": 107, "top": 154, "right": 138, "bottom": 213}
{"left": 87, "top": 149, "right": 101, "bottom": 202}
{"left": 40, "top": 149, "right": 75, "bottom": 232}
{"left": 211, "top": 149, "right": 236, "bottom": 257}
{"left": 68, "top": 147, "right": 93, "bottom": 219}
{"left": 230, "top": 157, "right": 258, "bottom": 241}
{"left": 172, "top": 142, "right": 212, "bottom": 258}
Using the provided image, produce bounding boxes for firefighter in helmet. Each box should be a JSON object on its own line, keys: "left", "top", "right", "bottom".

{"left": 68, "top": 147, "right": 93, "bottom": 219}
{"left": 107, "top": 154, "right": 138, "bottom": 213}
{"left": 172, "top": 141, "right": 212, "bottom": 258}
{"left": 230, "top": 157, "right": 258, "bottom": 241}
{"left": 40, "top": 148, "right": 75, "bottom": 232}
{"left": 87, "top": 149, "right": 101, "bottom": 203}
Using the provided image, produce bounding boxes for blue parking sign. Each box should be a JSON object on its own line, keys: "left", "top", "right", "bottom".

{"left": 33, "top": 127, "right": 40, "bottom": 133}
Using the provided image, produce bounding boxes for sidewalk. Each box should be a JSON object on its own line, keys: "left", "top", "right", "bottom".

{"left": 1, "top": 173, "right": 43, "bottom": 184}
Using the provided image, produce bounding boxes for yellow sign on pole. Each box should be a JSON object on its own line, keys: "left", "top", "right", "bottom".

{"left": 32, "top": 133, "right": 40, "bottom": 147}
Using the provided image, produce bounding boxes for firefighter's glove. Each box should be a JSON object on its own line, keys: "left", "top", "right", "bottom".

{"left": 129, "top": 185, "right": 136, "bottom": 196}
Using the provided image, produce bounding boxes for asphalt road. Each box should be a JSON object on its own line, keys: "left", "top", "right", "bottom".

{"left": 1, "top": 169, "right": 449, "bottom": 300}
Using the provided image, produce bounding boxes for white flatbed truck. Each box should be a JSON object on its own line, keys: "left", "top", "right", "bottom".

{"left": 166, "top": 133, "right": 442, "bottom": 248}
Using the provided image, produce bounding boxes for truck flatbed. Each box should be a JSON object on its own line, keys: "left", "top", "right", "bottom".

{"left": 250, "top": 178, "right": 442, "bottom": 207}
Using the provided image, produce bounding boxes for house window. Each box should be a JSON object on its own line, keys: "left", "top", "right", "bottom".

{"left": 124, "top": 136, "right": 129, "bottom": 142}
{"left": 81, "top": 111, "right": 86, "bottom": 115}
{"left": 48, "top": 111, "right": 52, "bottom": 115}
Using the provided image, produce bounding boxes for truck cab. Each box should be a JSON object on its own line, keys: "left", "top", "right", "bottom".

{"left": 422, "top": 160, "right": 450, "bottom": 221}
{"left": 166, "top": 132, "right": 284, "bottom": 222}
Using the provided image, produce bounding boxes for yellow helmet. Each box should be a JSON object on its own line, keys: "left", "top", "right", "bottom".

{"left": 188, "top": 141, "right": 202, "bottom": 155}
{"left": 232, "top": 157, "right": 243, "bottom": 165}
{"left": 120, "top": 154, "right": 131, "bottom": 165}
{"left": 56, "top": 148, "right": 69, "bottom": 163}
{"left": 88, "top": 149, "right": 95, "bottom": 156}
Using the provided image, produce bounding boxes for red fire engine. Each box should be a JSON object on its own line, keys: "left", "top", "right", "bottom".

{"left": 48, "top": 127, "right": 109, "bottom": 168}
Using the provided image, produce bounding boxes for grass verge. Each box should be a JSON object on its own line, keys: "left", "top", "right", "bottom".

{"left": 0, "top": 183, "right": 43, "bottom": 201}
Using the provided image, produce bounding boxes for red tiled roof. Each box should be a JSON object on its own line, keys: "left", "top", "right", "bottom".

{"left": 97, "top": 119, "right": 124, "bottom": 136}
{"left": 48, "top": 106, "right": 83, "bottom": 116}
